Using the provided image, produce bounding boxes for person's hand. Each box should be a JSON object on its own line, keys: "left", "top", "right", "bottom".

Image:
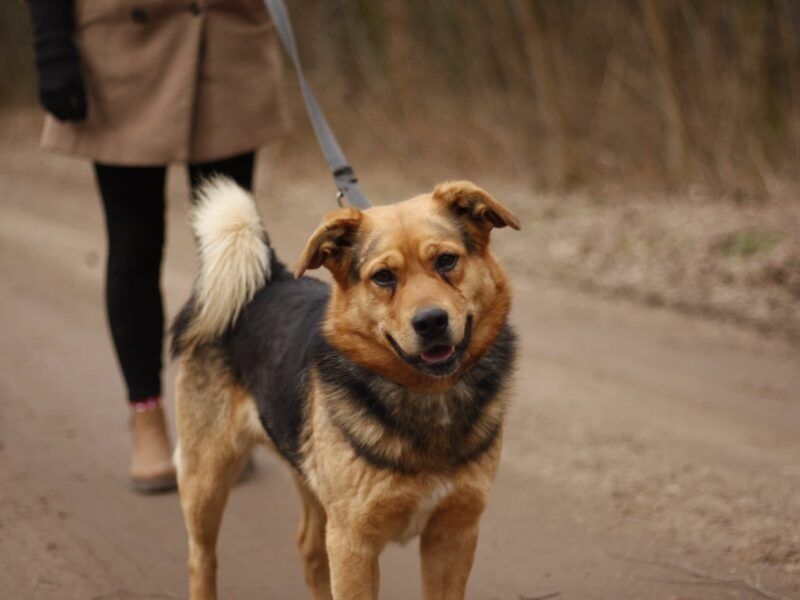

{"left": 37, "top": 55, "right": 88, "bottom": 122}
{"left": 29, "top": 0, "right": 88, "bottom": 122}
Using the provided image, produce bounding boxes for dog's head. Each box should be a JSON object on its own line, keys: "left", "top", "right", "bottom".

{"left": 296, "top": 181, "right": 519, "bottom": 388}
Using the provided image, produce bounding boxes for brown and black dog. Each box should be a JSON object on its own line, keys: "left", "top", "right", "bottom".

{"left": 171, "top": 179, "right": 519, "bottom": 599}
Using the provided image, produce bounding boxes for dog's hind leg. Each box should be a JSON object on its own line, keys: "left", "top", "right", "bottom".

{"left": 293, "top": 475, "right": 333, "bottom": 599}
{"left": 174, "top": 357, "right": 258, "bottom": 600}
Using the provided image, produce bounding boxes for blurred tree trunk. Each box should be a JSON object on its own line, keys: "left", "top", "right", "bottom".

{"left": 777, "top": 0, "right": 799, "bottom": 110}
{"left": 641, "top": 0, "right": 691, "bottom": 183}
{"left": 453, "top": 1, "right": 483, "bottom": 93}
{"left": 511, "top": 0, "right": 579, "bottom": 188}
{"left": 741, "top": 0, "right": 779, "bottom": 194}
{"left": 385, "top": 1, "right": 416, "bottom": 121}
{"left": 334, "top": 0, "right": 378, "bottom": 102}
{"left": 485, "top": 2, "right": 528, "bottom": 93}
{"left": 776, "top": 0, "right": 800, "bottom": 158}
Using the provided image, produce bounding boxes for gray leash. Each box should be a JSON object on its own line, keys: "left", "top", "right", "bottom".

{"left": 264, "top": 0, "right": 371, "bottom": 210}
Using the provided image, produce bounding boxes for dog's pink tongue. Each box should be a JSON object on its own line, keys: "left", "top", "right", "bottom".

{"left": 420, "top": 345, "right": 455, "bottom": 364}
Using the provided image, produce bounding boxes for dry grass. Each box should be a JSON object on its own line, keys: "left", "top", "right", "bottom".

{"left": 491, "top": 187, "right": 800, "bottom": 341}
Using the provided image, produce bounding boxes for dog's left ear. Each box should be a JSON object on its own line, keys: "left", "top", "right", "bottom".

{"left": 433, "top": 181, "right": 520, "bottom": 248}
{"left": 294, "top": 207, "right": 363, "bottom": 280}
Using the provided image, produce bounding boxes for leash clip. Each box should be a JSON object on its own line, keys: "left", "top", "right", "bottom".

{"left": 336, "top": 190, "right": 345, "bottom": 207}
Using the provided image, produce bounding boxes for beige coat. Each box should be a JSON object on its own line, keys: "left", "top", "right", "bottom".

{"left": 42, "top": 0, "right": 289, "bottom": 165}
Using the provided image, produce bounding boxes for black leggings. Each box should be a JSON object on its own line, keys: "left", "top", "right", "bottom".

{"left": 94, "top": 152, "right": 255, "bottom": 403}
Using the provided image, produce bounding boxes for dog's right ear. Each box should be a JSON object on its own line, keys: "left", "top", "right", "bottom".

{"left": 294, "top": 207, "right": 363, "bottom": 280}
{"left": 432, "top": 181, "right": 520, "bottom": 251}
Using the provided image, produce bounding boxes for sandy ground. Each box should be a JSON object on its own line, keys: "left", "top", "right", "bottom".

{"left": 1, "top": 133, "right": 799, "bottom": 599}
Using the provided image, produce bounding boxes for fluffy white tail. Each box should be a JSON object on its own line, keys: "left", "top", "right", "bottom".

{"left": 189, "top": 177, "right": 270, "bottom": 342}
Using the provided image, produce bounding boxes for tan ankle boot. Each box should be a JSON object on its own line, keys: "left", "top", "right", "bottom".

{"left": 130, "top": 403, "right": 177, "bottom": 493}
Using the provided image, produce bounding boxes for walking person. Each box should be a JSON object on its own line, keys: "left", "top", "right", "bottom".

{"left": 28, "top": 0, "right": 288, "bottom": 492}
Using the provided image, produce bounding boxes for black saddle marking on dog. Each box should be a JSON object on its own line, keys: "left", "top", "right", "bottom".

{"left": 223, "top": 258, "right": 330, "bottom": 470}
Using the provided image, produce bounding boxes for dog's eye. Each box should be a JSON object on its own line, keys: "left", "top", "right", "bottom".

{"left": 435, "top": 253, "right": 459, "bottom": 273}
{"left": 371, "top": 269, "right": 396, "bottom": 287}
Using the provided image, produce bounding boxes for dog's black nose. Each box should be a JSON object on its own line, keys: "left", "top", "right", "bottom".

{"left": 411, "top": 308, "right": 449, "bottom": 339}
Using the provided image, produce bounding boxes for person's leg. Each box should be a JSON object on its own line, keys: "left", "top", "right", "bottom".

{"left": 188, "top": 151, "right": 256, "bottom": 196}
{"left": 95, "top": 163, "right": 166, "bottom": 400}
{"left": 94, "top": 162, "right": 175, "bottom": 492}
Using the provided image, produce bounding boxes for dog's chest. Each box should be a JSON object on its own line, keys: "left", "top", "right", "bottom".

{"left": 395, "top": 479, "right": 454, "bottom": 545}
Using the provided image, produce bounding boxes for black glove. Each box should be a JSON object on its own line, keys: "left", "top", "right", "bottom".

{"left": 29, "top": 0, "right": 88, "bottom": 122}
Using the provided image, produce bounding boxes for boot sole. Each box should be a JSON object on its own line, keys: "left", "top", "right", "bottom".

{"left": 131, "top": 455, "right": 254, "bottom": 494}
{"left": 132, "top": 473, "right": 178, "bottom": 494}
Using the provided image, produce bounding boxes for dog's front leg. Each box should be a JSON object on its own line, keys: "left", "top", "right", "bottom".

{"left": 325, "top": 525, "right": 380, "bottom": 600}
{"left": 419, "top": 506, "right": 482, "bottom": 600}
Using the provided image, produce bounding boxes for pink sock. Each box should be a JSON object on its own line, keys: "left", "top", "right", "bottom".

{"left": 132, "top": 396, "right": 161, "bottom": 412}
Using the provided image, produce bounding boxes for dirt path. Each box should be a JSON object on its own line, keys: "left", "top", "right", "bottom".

{"left": 1, "top": 137, "right": 798, "bottom": 599}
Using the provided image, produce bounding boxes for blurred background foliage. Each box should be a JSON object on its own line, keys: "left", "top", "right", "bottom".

{"left": 2, "top": 0, "right": 799, "bottom": 195}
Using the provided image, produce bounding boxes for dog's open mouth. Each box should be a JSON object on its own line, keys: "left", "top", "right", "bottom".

{"left": 386, "top": 315, "right": 473, "bottom": 377}
{"left": 420, "top": 345, "right": 456, "bottom": 365}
